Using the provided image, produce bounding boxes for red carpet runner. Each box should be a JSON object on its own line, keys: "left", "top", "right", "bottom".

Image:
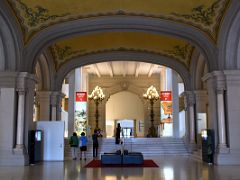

{"left": 85, "top": 159, "right": 159, "bottom": 168}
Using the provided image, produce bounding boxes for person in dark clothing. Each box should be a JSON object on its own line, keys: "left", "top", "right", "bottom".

{"left": 115, "top": 123, "right": 121, "bottom": 144}
{"left": 92, "top": 129, "right": 99, "bottom": 158}
{"left": 69, "top": 132, "right": 79, "bottom": 160}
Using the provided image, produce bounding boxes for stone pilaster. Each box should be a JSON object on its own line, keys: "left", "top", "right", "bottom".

{"left": 51, "top": 91, "right": 65, "bottom": 121}
{"left": 194, "top": 90, "right": 208, "bottom": 113}
{"left": 203, "top": 71, "right": 229, "bottom": 154}
{"left": 194, "top": 90, "right": 208, "bottom": 149}
{"left": 37, "top": 91, "right": 51, "bottom": 120}
{"left": 15, "top": 89, "right": 26, "bottom": 150}
{"left": 14, "top": 72, "right": 37, "bottom": 165}
{"left": 183, "top": 91, "right": 196, "bottom": 151}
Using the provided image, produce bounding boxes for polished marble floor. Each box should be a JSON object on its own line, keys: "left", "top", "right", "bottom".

{"left": 1, "top": 156, "right": 240, "bottom": 180}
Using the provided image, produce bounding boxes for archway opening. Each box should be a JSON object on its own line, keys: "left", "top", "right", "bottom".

{"left": 59, "top": 61, "right": 186, "bottom": 139}
{"left": 106, "top": 91, "right": 144, "bottom": 138}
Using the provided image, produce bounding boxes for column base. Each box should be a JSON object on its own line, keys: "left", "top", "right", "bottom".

{"left": 188, "top": 142, "right": 197, "bottom": 152}
{"left": 0, "top": 149, "right": 28, "bottom": 166}
{"left": 13, "top": 146, "right": 26, "bottom": 155}
{"left": 216, "top": 144, "right": 230, "bottom": 154}
{"left": 214, "top": 152, "right": 240, "bottom": 165}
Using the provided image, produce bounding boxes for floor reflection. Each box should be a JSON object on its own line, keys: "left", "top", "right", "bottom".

{"left": 0, "top": 156, "right": 240, "bottom": 180}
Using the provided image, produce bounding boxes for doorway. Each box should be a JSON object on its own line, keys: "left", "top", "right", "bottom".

{"left": 122, "top": 127, "right": 133, "bottom": 138}
{"left": 116, "top": 119, "right": 134, "bottom": 138}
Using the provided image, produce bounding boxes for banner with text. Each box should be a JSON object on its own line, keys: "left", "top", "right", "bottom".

{"left": 160, "top": 91, "right": 173, "bottom": 123}
{"left": 75, "top": 92, "right": 87, "bottom": 135}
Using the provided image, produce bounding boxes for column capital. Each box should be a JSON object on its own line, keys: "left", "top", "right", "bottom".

{"left": 224, "top": 70, "right": 240, "bottom": 86}
{"left": 181, "top": 91, "right": 195, "bottom": 108}
{"left": 16, "top": 88, "right": 26, "bottom": 95}
{"left": 194, "top": 90, "right": 208, "bottom": 105}
{"left": 50, "top": 91, "right": 65, "bottom": 106}
{"left": 16, "top": 72, "right": 38, "bottom": 92}
{"left": 202, "top": 71, "right": 226, "bottom": 91}
{"left": 194, "top": 90, "right": 207, "bottom": 95}
{"left": 0, "top": 72, "right": 18, "bottom": 87}
{"left": 37, "top": 91, "right": 52, "bottom": 99}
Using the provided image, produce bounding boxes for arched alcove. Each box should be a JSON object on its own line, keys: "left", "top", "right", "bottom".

{"left": 106, "top": 91, "right": 144, "bottom": 137}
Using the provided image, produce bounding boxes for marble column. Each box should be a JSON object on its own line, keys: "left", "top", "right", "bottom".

{"left": 101, "top": 99, "right": 107, "bottom": 137}
{"left": 183, "top": 91, "right": 196, "bottom": 150}
{"left": 51, "top": 91, "right": 65, "bottom": 121}
{"left": 216, "top": 89, "right": 228, "bottom": 151}
{"left": 194, "top": 90, "right": 208, "bottom": 113}
{"left": 218, "top": 70, "right": 240, "bottom": 164}
{"left": 13, "top": 72, "right": 37, "bottom": 165}
{"left": 194, "top": 90, "right": 208, "bottom": 149}
{"left": 37, "top": 91, "right": 51, "bottom": 120}
{"left": 15, "top": 89, "right": 26, "bottom": 149}
{"left": 202, "top": 71, "right": 229, "bottom": 154}
{"left": 172, "top": 70, "right": 180, "bottom": 138}
{"left": 68, "top": 70, "right": 75, "bottom": 137}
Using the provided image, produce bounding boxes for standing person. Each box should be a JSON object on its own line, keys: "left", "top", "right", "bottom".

{"left": 79, "top": 132, "right": 88, "bottom": 161}
{"left": 69, "top": 132, "right": 79, "bottom": 160}
{"left": 115, "top": 123, "right": 121, "bottom": 144}
{"left": 92, "top": 129, "right": 99, "bottom": 158}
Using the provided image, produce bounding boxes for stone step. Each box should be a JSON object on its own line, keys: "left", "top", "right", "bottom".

{"left": 64, "top": 137, "right": 189, "bottom": 158}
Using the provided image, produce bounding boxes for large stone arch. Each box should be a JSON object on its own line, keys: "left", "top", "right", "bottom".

{"left": 23, "top": 16, "right": 217, "bottom": 73}
{"left": 0, "top": 1, "right": 23, "bottom": 71}
{"left": 190, "top": 50, "right": 208, "bottom": 90}
{"left": 54, "top": 51, "right": 191, "bottom": 92}
{"left": 35, "top": 52, "right": 56, "bottom": 91}
{"left": 218, "top": 0, "right": 240, "bottom": 69}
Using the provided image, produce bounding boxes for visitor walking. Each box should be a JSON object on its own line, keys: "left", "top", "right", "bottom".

{"left": 79, "top": 132, "right": 88, "bottom": 161}
{"left": 69, "top": 132, "right": 79, "bottom": 160}
{"left": 92, "top": 129, "right": 99, "bottom": 158}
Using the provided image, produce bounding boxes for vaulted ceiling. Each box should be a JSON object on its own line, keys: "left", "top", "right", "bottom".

{"left": 6, "top": 0, "right": 231, "bottom": 75}
{"left": 8, "top": 0, "right": 230, "bottom": 43}
{"left": 50, "top": 32, "right": 194, "bottom": 70}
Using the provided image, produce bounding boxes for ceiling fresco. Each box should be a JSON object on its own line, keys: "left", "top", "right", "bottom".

{"left": 8, "top": 0, "right": 230, "bottom": 44}
{"left": 50, "top": 32, "right": 194, "bottom": 70}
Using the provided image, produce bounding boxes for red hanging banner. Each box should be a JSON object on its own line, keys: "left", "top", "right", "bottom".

{"left": 160, "top": 91, "right": 172, "bottom": 101}
{"left": 76, "top": 92, "right": 87, "bottom": 102}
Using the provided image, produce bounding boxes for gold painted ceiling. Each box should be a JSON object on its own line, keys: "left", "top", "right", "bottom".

{"left": 50, "top": 32, "right": 194, "bottom": 70}
{"left": 8, "top": 0, "right": 230, "bottom": 43}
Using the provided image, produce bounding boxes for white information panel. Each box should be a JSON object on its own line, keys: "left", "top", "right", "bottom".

{"left": 37, "top": 121, "right": 64, "bottom": 161}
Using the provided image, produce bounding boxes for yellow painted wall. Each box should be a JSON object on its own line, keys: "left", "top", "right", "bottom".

{"left": 106, "top": 91, "right": 144, "bottom": 137}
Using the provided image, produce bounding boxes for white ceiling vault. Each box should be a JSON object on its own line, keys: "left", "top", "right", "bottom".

{"left": 83, "top": 61, "right": 163, "bottom": 78}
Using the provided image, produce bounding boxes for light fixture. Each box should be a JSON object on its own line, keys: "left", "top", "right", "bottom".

{"left": 89, "top": 86, "right": 105, "bottom": 130}
{"left": 143, "top": 85, "right": 159, "bottom": 137}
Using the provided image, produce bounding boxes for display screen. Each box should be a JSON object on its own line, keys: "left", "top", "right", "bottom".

{"left": 201, "top": 130, "right": 207, "bottom": 140}
{"left": 35, "top": 131, "right": 42, "bottom": 141}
